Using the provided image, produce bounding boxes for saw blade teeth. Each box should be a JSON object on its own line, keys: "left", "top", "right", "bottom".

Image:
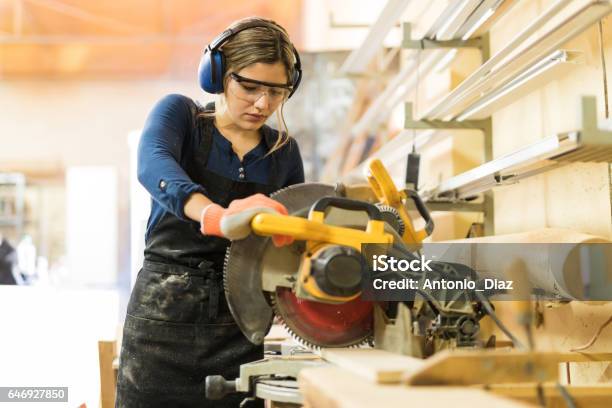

{"left": 222, "top": 245, "right": 231, "bottom": 295}
{"left": 270, "top": 292, "right": 319, "bottom": 350}
{"left": 269, "top": 185, "right": 293, "bottom": 197}
{"left": 268, "top": 182, "right": 331, "bottom": 200}
{"left": 281, "top": 320, "right": 320, "bottom": 351}
{"left": 269, "top": 291, "right": 374, "bottom": 350}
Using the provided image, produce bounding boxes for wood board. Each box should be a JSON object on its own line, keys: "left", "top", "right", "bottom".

{"left": 320, "top": 348, "right": 424, "bottom": 384}
{"left": 298, "top": 365, "right": 533, "bottom": 408}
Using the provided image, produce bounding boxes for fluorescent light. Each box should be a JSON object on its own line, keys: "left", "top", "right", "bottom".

{"left": 424, "top": 123, "right": 612, "bottom": 200}
{"left": 423, "top": 132, "right": 582, "bottom": 199}
{"left": 455, "top": 50, "right": 573, "bottom": 121}
{"left": 422, "top": 0, "right": 598, "bottom": 120}
{"left": 348, "top": 0, "right": 508, "bottom": 134}
{"left": 419, "top": 95, "right": 612, "bottom": 200}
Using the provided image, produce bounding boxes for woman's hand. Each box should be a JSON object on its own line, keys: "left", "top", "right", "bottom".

{"left": 200, "top": 193, "right": 294, "bottom": 247}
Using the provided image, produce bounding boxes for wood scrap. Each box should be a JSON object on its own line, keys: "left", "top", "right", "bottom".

{"left": 403, "top": 349, "right": 559, "bottom": 386}
{"left": 299, "top": 365, "right": 533, "bottom": 408}
{"left": 320, "top": 348, "right": 424, "bottom": 384}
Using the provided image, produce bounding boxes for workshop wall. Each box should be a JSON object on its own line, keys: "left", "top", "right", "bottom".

{"left": 489, "top": 1, "right": 612, "bottom": 239}
{"left": 379, "top": 0, "right": 612, "bottom": 384}
{"left": 409, "top": 1, "right": 612, "bottom": 242}
{"left": 445, "top": 0, "right": 612, "bottom": 384}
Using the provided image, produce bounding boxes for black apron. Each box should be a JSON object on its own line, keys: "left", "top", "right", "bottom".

{"left": 116, "top": 111, "right": 281, "bottom": 407}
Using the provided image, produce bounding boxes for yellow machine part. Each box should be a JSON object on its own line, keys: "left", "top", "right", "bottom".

{"left": 251, "top": 209, "right": 393, "bottom": 303}
{"left": 365, "top": 158, "right": 427, "bottom": 244}
{"left": 250, "top": 158, "right": 430, "bottom": 303}
{"left": 297, "top": 243, "right": 362, "bottom": 303}
{"left": 250, "top": 211, "right": 393, "bottom": 251}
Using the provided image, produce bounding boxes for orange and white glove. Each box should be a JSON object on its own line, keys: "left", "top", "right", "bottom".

{"left": 200, "top": 193, "right": 294, "bottom": 247}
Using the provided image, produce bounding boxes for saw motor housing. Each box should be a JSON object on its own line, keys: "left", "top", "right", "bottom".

{"left": 281, "top": 196, "right": 392, "bottom": 304}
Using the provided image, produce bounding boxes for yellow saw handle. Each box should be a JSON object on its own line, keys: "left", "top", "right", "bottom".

{"left": 251, "top": 196, "right": 394, "bottom": 250}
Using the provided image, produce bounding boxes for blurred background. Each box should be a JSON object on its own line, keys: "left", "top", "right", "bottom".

{"left": 1, "top": 0, "right": 611, "bottom": 406}
{"left": 0, "top": 1, "right": 402, "bottom": 405}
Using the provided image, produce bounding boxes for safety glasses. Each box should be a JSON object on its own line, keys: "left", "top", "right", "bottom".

{"left": 229, "top": 72, "right": 292, "bottom": 105}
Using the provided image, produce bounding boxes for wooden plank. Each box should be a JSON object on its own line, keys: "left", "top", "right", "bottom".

{"left": 322, "top": 348, "right": 563, "bottom": 386}
{"left": 320, "top": 348, "right": 425, "bottom": 384}
{"left": 404, "top": 349, "right": 559, "bottom": 386}
{"left": 299, "top": 366, "right": 533, "bottom": 408}
{"left": 485, "top": 384, "right": 612, "bottom": 408}
{"left": 98, "top": 340, "right": 117, "bottom": 408}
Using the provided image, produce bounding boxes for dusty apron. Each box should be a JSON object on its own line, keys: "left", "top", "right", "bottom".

{"left": 116, "top": 114, "right": 281, "bottom": 407}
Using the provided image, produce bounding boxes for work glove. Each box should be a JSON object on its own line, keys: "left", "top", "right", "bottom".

{"left": 200, "top": 193, "right": 294, "bottom": 247}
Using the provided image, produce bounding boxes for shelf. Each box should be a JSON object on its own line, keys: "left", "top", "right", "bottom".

{"left": 349, "top": 0, "right": 507, "bottom": 137}
{"left": 423, "top": 0, "right": 508, "bottom": 40}
{"left": 421, "top": 0, "right": 612, "bottom": 120}
{"left": 456, "top": 49, "right": 583, "bottom": 120}
{"left": 421, "top": 97, "right": 612, "bottom": 201}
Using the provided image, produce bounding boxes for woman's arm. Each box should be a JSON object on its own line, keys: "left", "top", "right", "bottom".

{"left": 137, "top": 94, "right": 212, "bottom": 222}
{"left": 183, "top": 193, "right": 213, "bottom": 222}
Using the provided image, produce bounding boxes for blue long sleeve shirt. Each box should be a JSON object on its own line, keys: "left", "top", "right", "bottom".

{"left": 138, "top": 94, "right": 305, "bottom": 239}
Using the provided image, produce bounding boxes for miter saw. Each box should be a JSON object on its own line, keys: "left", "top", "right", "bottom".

{"left": 205, "top": 159, "right": 490, "bottom": 405}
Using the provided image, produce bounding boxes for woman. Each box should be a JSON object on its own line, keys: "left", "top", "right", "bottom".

{"left": 115, "top": 17, "right": 304, "bottom": 407}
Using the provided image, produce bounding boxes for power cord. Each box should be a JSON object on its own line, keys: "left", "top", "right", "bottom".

{"left": 473, "top": 290, "right": 526, "bottom": 350}
{"left": 570, "top": 315, "right": 612, "bottom": 352}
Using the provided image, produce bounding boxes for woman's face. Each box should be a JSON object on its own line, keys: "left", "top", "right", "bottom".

{"left": 224, "top": 61, "right": 289, "bottom": 131}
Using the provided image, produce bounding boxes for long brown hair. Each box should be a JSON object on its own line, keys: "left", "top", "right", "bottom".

{"left": 198, "top": 17, "right": 298, "bottom": 155}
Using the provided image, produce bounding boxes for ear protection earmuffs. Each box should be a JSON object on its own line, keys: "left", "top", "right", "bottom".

{"left": 198, "top": 21, "right": 302, "bottom": 99}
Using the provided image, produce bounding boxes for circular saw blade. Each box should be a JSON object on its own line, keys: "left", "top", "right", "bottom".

{"left": 224, "top": 183, "right": 341, "bottom": 345}
{"left": 271, "top": 287, "right": 373, "bottom": 349}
